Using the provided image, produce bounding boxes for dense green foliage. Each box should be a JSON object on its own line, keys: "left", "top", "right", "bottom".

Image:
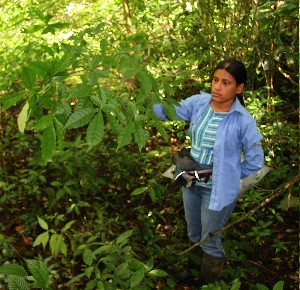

{"left": 0, "top": 0, "right": 298, "bottom": 289}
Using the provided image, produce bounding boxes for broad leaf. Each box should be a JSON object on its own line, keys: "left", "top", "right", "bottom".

{"left": 68, "top": 84, "right": 93, "bottom": 100}
{"left": 83, "top": 248, "right": 94, "bottom": 266}
{"left": 136, "top": 69, "right": 152, "bottom": 95}
{"left": 273, "top": 281, "right": 284, "bottom": 290}
{"left": 64, "top": 108, "right": 95, "bottom": 129}
{"left": 37, "top": 216, "right": 49, "bottom": 231}
{"left": 117, "top": 123, "right": 134, "bottom": 149}
{"left": 35, "top": 114, "right": 53, "bottom": 131}
{"left": 130, "top": 269, "right": 144, "bottom": 288}
{"left": 33, "top": 231, "right": 49, "bottom": 249}
{"left": 50, "top": 233, "right": 67, "bottom": 257}
{"left": 131, "top": 187, "right": 148, "bottom": 196}
{"left": 8, "top": 275, "right": 29, "bottom": 290}
{"left": 133, "top": 122, "right": 149, "bottom": 151}
{"left": 0, "top": 264, "right": 27, "bottom": 277}
{"left": 103, "top": 109, "right": 121, "bottom": 133}
{"left": 41, "top": 123, "right": 56, "bottom": 162}
{"left": 20, "top": 66, "right": 36, "bottom": 90}
{"left": 116, "top": 230, "right": 133, "bottom": 245}
{"left": 147, "top": 269, "right": 168, "bottom": 277}
{"left": 26, "top": 259, "right": 49, "bottom": 288}
{"left": 61, "top": 220, "right": 76, "bottom": 233}
{"left": 86, "top": 111, "right": 104, "bottom": 147}
{"left": 17, "top": 102, "right": 30, "bottom": 133}
{"left": 0, "top": 92, "right": 24, "bottom": 110}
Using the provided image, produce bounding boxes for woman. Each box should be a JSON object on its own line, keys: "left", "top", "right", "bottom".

{"left": 153, "top": 60, "right": 264, "bottom": 286}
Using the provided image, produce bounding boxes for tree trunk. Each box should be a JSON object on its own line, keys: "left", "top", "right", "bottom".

{"left": 122, "top": 0, "right": 133, "bottom": 35}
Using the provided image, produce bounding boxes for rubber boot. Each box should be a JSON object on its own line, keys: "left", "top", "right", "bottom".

{"left": 196, "top": 252, "right": 224, "bottom": 288}
{"left": 171, "top": 245, "right": 203, "bottom": 283}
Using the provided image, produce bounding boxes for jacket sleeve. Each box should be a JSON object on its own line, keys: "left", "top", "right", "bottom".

{"left": 153, "top": 94, "right": 204, "bottom": 121}
{"left": 240, "top": 116, "right": 264, "bottom": 178}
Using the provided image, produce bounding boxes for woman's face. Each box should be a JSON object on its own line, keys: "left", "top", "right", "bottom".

{"left": 211, "top": 69, "right": 244, "bottom": 109}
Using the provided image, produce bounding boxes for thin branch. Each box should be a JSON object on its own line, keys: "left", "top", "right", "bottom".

{"left": 178, "top": 174, "right": 299, "bottom": 256}
{"left": 278, "top": 66, "right": 298, "bottom": 87}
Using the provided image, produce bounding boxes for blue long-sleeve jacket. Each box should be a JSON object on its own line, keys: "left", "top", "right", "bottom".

{"left": 153, "top": 91, "right": 264, "bottom": 211}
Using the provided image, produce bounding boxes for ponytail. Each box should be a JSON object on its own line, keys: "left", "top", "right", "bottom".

{"left": 236, "top": 94, "right": 245, "bottom": 107}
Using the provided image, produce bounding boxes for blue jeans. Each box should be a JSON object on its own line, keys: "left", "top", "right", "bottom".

{"left": 182, "top": 185, "right": 236, "bottom": 258}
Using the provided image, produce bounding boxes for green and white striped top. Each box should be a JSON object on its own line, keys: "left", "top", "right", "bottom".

{"left": 190, "top": 106, "right": 228, "bottom": 165}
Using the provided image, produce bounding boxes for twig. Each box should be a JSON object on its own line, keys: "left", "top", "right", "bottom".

{"left": 278, "top": 66, "right": 298, "bottom": 87}
{"left": 178, "top": 175, "right": 299, "bottom": 255}
{"left": 248, "top": 260, "right": 277, "bottom": 276}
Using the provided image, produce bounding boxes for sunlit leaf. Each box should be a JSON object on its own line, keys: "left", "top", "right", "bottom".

{"left": 33, "top": 231, "right": 49, "bottom": 249}
{"left": 131, "top": 187, "right": 148, "bottom": 196}
{"left": 17, "top": 102, "right": 30, "bottom": 133}
{"left": 50, "top": 233, "right": 66, "bottom": 257}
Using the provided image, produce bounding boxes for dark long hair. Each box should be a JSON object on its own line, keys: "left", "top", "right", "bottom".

{"left": 213, "top": 60, "right": 247, "bottom": 107}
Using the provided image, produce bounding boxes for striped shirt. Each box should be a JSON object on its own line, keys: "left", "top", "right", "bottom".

{"left": 190, "top": 106, "right": 228, "bottom": 165}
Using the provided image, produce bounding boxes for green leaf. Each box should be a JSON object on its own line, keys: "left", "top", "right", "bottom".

{"left": 133, "top": 122, "right": 149, "bottom": 151}
{"left": 0, "top": 92, "right": 24, "bottom": 110}
{"left": 69, "top": 84, "right": 93, "bottom": 99}
{"left": 83, "top": 248, "right": 94, "bottom": 266}
{"left": 273, "top": 281, "right": 284, "bottom": 290}
{"left": 37, "top": 216, "right": 49, "bottom": 231}
{"left": 50, "top": 233, "right": 67, "bottom": 257}
{"left": 86, "top": 111, "right": 104, "bottom": 147}
{"left": 147, "top": 269, "right": 168, "bottom": 277}
{"left": 117, "top": 123, "right": 134, "bottom": 149}
{"left": 26, "top": 259, "right": 49, "bottom": 288}
{"left": 61, "top": 220, "right": 76, "bottom": 233}
{"left": 8, "top": 275, "right": 29, "bottom": 290}
{"left": 33, "top": 231, "right": 49, "bottom": 249}
{"left": 42, "top": 123, "right": 56, "bottom": 162}
{"left": 255, "top": 283, "right": 269, "bottom": 290}
{"left": 130, "top": 269, "right": 144, "bottom": 288}
{"left": 100, "top": 39, "right": 109, "bottom": 53}
{"left": 29, "top": 61, "right": 51, "bottom": 78}
{"left": 145, "top": 257, "right": 154, "bottom": 271}
{"left": 116, "top": 230, "right": 133, "bottom": 245}
{"left": 131, "top": 187, "right": 148, "bottom": 196}
{"left": 17, "top": 102, "right": 30, "bottom": 133}
{"left": 162, "top": 101, "right": 177, "bottom": 120}
{"left": 64, "top": 273, "right": 85, "bottom": 286}
{"left": 64, "top": 108, "right": 95, "bottom": 129}
{"left": 0, "top": 264, "right": 27, "bottom": 277}
{"left": 136, "top": 69, "right": 152, "bottom": 94}
{"left": 35, "top": 114, "right": 53, "bottom": 130}
{"left": 104, "top": 110, "right": 121, "bottom": 133}
{"left": 20, "top": 66, "right": 36, "bottom": 90}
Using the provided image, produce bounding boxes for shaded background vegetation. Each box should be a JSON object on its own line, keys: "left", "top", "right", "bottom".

{"left": 0, "top": 0, "right": 298, "bottom": 289}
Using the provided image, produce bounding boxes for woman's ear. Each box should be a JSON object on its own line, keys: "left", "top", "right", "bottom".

{"left": 236, "top": 83, "right": 244, "bottom": 94}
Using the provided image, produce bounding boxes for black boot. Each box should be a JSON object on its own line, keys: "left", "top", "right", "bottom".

{"left": 170, "top": 245, "right": 203, "bottom": 283}
{"left": 196, "top": 252, "right": 224, "bottom": 288}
